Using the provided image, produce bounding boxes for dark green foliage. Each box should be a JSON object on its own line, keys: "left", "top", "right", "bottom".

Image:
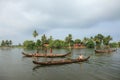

{"left": 86, "top": 40, "right": 94, "bottom": 48}
{"left": 35, "top": 39, "right": 41, "bottom": 48}
{"left": 93, "top": 34, "right": 113, "bottom": 49}
{"left": 109, "top": 42, "right": 118, "bottom": 48}
{"left": 103, "top": 35, "right": 112, "bottom": 45}
{"left": 74, "top": 39, "right": 81, "bottom": 44}
{"left": 21, "top": 32, "right": 119, "bottom": 49}
{"left": 23, "top": 40, "right": 35, "bottom": 49}
{"left": 52, "top": 40, "right": 65, "bottom": 48}
{"left": 94, "top": 34, "right": 104, "bottom": 46}
{"left": 41, "top": 34, "right": 47, "bottom": 47}
{"left": 33, "top": 30, "right": 38, "bottom": 38}
{"left": 118, "top": 42, "right": 120, "bottom": 47}
{"left": 1, "top": 40, "right": 12, "bottom": 46}
{"left": 65, "top": 34, "right": 73, "bottom": 48}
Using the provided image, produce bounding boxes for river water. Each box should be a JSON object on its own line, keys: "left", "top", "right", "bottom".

{"left": 0, "top": 48, "right": 120, "bottom": 80}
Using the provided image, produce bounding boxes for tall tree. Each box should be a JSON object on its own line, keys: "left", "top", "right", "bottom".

{"left": 74, "top": 39, "right": 81, "bottom": 44}
{"left": 48, "top": 36, "right": 54, "bottom": 48}
{"left": 118, "top": 42, "right": 120, "bottom": 47}
{"left": 23, "top": 40, "right": 35, "bottom": 49}
{"left": 33, "top": 30, "right": 38, "bottom": 42}
{"left": 52, "top": 39, "right": 65, "bottom": 48}
{"left": 94, "top": 34, "right": 104, "bottom": 49}
{"left": 9, "top": 40, "right": 12, "bottom": 46}
{"left": 65, "top": 34, "right": 72, "bottom": 49}
{"left": 1, "top": 40, "right": 5, "bottom": 46}
{"left": 41, "top": 34, "right": 47, "bottom": 47}
{"left": 48, "top": 36, "right": 53, "bottom": 43}
{"left": 82, "top": 37, "right": 89, "bottom": 45}
{"left": 103, "top": 35, "right": 112, "bottom": 48}
{"left": 86, "top": 39, "right": 94, "bottom": 48}
{"left": 6, "top": 40, "right": 9, "bottom": 46}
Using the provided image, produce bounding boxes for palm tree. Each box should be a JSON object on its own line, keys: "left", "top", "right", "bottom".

{"left": 6, "top": 40, "right": 9, "bottom": 46}
{"left": 32, "top": 30, "right": 38, "bottom": 51}
{"left": 103, "top": 35, "right": 112, "bottom": 48}
{"left": 65, "top": 34, "right": 72, "bottom": 49}
{"left": 82, "top": 37, "right": 89, "bottom": 45}
{"left": 94, "top": 34, "right": 104, "bottom": 43}
{"left": 33, "top": 30, "right": 38, "bottom": 42}
{"left": 118, "top": 42, "right": 120, "bottom": 47}
{"left": 41, "top": 34, "right": 47, "bottom": 47}
{"left": 48, "top": 36, "right": 53, "bottom": 48}
{"left": 9, "top": 40, "right": 12, "bottom": 46}
{"left": 94, "top": 34, "right": 104, "bottom": 49}
{"left": 1, "top": 40, "right": 5, "bottom": 46}
{"left": 74, "top": 39, "right": 81, "bottom": 44}
{"left": 48, "top": 36, "right": 53, "bottom": 44}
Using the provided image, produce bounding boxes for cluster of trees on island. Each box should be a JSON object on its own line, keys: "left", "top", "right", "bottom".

{"left": 22, "top": 30, "right": 120, "bottom": 49}
{"left": 0, "top": 30, "right": 120, "bottom": 49}
{"left": 0, "top": 40, "right": 12, "bottom": 47}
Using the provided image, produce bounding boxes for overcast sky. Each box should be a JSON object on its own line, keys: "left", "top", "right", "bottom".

{"left": 0, "top": 0, "right": 120, "bottom": 45}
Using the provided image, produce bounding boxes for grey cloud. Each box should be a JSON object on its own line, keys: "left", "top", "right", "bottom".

{"left": 0, "top": 0, "right": 120, "bottom": 44}
{"left": 1, "top": 0, "right": 120, "bottom": 29}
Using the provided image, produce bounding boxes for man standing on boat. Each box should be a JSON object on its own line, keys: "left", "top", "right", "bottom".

{"left": 49, "top": 48, "right": 53, "bottom": 57}
{"left": 33, "top": 50, "right": 39, "bottom": 61}
{"left": 50, "top": 48, "right": 52, "bottom": 53}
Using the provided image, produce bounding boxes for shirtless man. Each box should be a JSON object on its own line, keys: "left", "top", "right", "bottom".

{"left": 78, "top": 54, "right": 84, "bottom": 60}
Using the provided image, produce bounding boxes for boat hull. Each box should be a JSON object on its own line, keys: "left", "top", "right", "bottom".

{"left": 22, "top": 52, "right": 71, "bottom": 58}
{"left": 95, "top": 49, "right": 116, "bottom": 53}
{"left": 33, "top": 56, "right": 90, "bottom": 65}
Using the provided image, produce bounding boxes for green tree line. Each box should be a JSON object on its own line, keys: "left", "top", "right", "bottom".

{"left": 0, "top": 40, "right": 12, "bottom": 47}
{"left": 22, "top": 30, "right": 120, "bottom": 49}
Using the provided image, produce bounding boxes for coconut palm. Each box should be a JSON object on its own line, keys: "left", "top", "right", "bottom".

{"left": 41, "top": 34, "right": 47, "bottom": 47}
{"left": 82, "top": 37, "right": 89, "bottom": 45}
{"left": 94, "top": 34, "right": 104, "bottom": 49}
{"left": 33, "top": 30, "right": 38, "bottom": 42}
{"left": 48, "top": 36, "right": 53, "bottom": 48}
{"left": 65, "top": 34, "right": 72, "bottom": 48}
{"left": 74, "top": 39, "right": 81, "bottom": 44}
{"left": 9, "top": 40, "right": 12, "bottom": 46}
{"left": 103, "top": 35, "right": 112, "bottom": 48}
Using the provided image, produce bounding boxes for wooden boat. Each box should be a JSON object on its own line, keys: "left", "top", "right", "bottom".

{"left": 33, "top": 56, "right": 90, "bottom": 65}
{"left": 22, "top": 52, "right": 71, "bottom": 58}
{"left": 95, "top": 49, "right": 117, "bottom": 53}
